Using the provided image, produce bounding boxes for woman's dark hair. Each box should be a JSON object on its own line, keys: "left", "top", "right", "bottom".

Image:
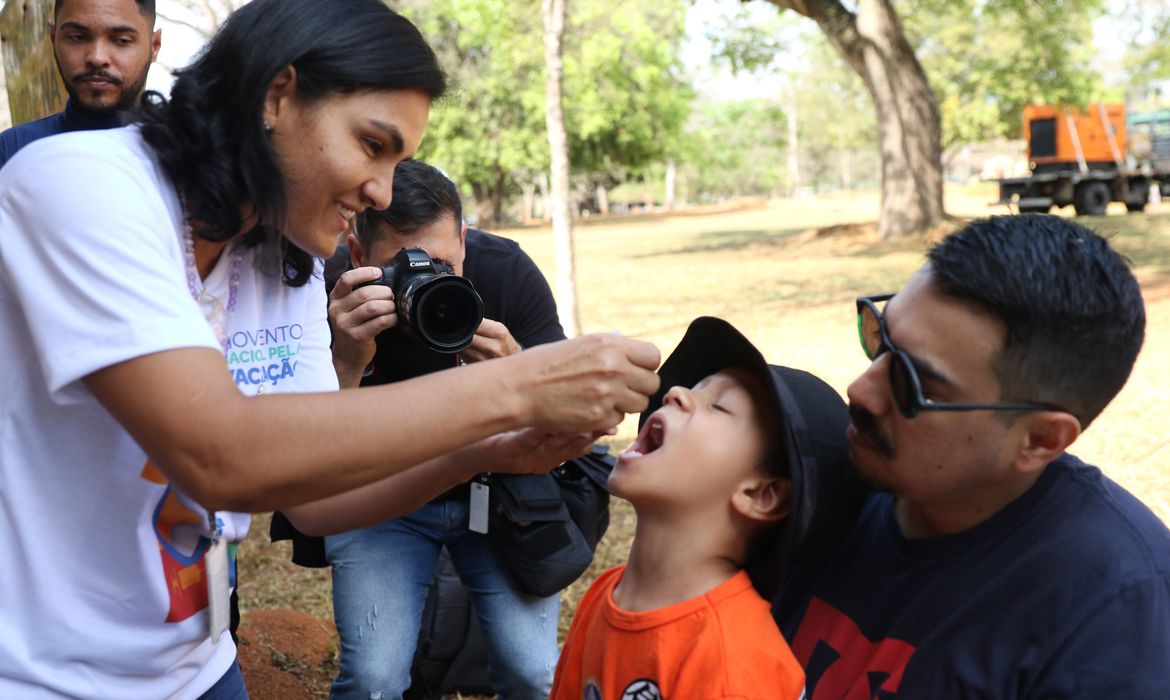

{"left": 136, "top": 0, "right": 446, "bottom": 286}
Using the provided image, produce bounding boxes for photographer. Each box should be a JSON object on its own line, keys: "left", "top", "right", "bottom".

{"left": 323, "top": 161, "right": 567, "bottom": 700}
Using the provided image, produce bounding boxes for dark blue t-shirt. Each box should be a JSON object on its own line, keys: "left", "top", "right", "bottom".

{"left": 775, "top": 453, "right": 1170, "bottom": 699}
{"left": 0, "top": 99, "right": 124, "bottom": 171}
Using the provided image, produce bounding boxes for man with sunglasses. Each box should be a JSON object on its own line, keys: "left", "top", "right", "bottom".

{"left": 774, "top": 215, "right": 1170, "bottom": 698}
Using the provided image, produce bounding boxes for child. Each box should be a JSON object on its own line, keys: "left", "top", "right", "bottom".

{"left": 550, "top": 316, "right": 863, "bottom": 700}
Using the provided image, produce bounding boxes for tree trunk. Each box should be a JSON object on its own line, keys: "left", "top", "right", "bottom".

{"left": 537, "top": 172, "right": 550, "bottom": 221}
{"left": 766, "top": 0, "right": 944, "bottom": 239}
{"left": 521, "top": 182, "right": 536, "bottom": 223}
{"left": 1, "top": 0, "right": 68, "bottom": 126}
{"left": 786, "top": 85, "right": 800, "bottom": 197}
{"left": 596, "top": 180, "right": 610, "bottom": 216}
{"left": 471, "top": 181, "right": 497, "bottom": 229}
{"left": 542, "top": 0, "right": 581, "bottom": 337}
{"left": 664, "top": 160, "right": 677, "bottom": 211}
{"left": 840, "top": 149, "right": 852, "bottom": 190}
{"left": 491, "top": 165, "right": 506, "bottom": 226}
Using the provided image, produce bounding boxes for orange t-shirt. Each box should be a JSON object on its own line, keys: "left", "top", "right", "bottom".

{"left": 550, "top": 566, "right": 806, "bottom": 700}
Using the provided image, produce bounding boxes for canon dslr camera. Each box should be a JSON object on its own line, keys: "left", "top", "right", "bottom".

{"left": 357, "top": 247, "right": 484, "bottom": 353}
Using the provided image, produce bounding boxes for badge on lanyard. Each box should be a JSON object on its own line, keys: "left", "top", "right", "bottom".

{"left": 206, "top": 513, "right": 231, "bottom": 643}
{"left": 469, "top": 480, "right": 490, "bottom": 534}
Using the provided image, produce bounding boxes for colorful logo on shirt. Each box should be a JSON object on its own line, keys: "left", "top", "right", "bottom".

{"left": 621, "top": 679, "right": 662, "bottom": 700}
{"left": 790, "top": 597, "right": 917, "bottom": 699}
{"left": 141, "top": 459, "right": 212, "bottom": 622}
{"left": 226, "top": 323, "right": 303, "bottom": 390}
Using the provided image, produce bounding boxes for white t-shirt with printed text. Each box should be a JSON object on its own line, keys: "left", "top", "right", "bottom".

{"left": 0, "top": 127, "right": 337, "bottom": 698}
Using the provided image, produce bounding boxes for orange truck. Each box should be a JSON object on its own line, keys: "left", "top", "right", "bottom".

{"left": 994, "top": 103, "right": 1170, "bottom": 216}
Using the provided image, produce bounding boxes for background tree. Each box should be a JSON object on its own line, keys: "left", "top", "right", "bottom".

{"left": 0, "top": 0, "right": 66, "bottom": 125}
{"left": 543, "top": 0, "right": 581, "bottom": 336}
{"left": 902, "top": 0, "right": 1107, "bottom": 152}
{"left": 156, "top": 0, "right": 248, "bottom": 39}
{"left": 757, "top": 0, "right": 944, "bottom": 240}
{"left": 403, "top": 0, "right": 691, "bottom": 227}
{"left": 1117, "top": 0, "right": 1170, "bottom": 108}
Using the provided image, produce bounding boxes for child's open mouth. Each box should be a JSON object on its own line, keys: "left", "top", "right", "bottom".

{"left": 621, "top": 415, "right": 665, "bottom": 460}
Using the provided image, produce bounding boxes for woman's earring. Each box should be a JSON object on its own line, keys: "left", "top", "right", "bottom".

{"left": 263, "top": 120, "right": 272, "bottom": 134}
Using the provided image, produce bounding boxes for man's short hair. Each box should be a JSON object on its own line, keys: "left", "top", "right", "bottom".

{"left": 356, "top": 160, "right": 463, "bottom": 248}
{"left": 55, "top": 0, "right": 156, "bottom": 21}
{"left": 927, "top": 214, "right": 1145, "bottom": 427}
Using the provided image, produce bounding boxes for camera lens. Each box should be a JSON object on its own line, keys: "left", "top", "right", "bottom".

{"left": 410, "top": 276, "right": 484, "bottom": 353}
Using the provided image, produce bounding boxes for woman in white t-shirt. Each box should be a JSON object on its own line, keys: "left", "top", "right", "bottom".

{"left": 0, "top": 0, "right": 659, "bottom": 697}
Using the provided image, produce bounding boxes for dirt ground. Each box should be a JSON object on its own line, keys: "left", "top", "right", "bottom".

{"left": 237, "top": 610, "right": 337, "bottom": 699}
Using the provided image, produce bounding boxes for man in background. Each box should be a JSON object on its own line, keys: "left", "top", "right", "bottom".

{"left": 0, "top": 0, "right": 160, "bottom": 168}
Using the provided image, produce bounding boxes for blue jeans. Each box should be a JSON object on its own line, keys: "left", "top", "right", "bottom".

{"left": 199, "top": 659, "right": 248, "bottom": 699}
{"left": 326, "top": 498, "right": 560, "bottom": 700}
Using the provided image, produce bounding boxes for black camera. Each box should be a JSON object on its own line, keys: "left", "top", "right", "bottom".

{"left": 356, "top": 247, "right": 484, "bottom": 353}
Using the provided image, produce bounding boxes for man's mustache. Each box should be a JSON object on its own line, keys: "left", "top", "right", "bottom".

{"left": 848, "top": 403, "right": 895, "bottom": 459}
{"left": 72, "top": 70, "right": 122, "bottom": 86}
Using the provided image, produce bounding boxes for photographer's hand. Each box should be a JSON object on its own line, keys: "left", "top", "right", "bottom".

{"left": 462, "top": 317, "right": 523, "bottom": 363}
{"left": 474, "top": 426, "right": 609, "bottom": 475}
{"left": 329, "top": 266, "right": 399, "bottom": 388}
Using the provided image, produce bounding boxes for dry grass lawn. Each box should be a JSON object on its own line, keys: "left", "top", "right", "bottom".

{"left": 236, "top": 185, "right": 1170, "bottom": 696}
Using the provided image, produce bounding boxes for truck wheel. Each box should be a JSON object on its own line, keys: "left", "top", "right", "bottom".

{"left": 1074, "top": 182, "right": 1110, "bottom": 216}
{"left": 1125, "top": 181, "right": 1150, "bottom": 213}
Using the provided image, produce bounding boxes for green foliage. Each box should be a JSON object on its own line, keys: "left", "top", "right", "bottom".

{"left": 901, "top": 0, "right": 1108, "bottom": 145}
{"left": 403, "top": 0, "right": 548, "bottom": 206}
{"left": 566, "top": 1, "right": 693, "bottom": 177}
{"left": 1118, "top": 0, "right": 1170, "bottom": 107}
{"left": 791, "top": 37, "right": 878, "bottom": 190}
{"left": 400, "top": 0, "right": 692, "bottom": 221}
{"left": 685, "top": 98, "right": 790, "bottom": 198}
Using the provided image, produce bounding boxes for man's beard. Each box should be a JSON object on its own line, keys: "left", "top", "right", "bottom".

{"left": 63, "top": 67, "right": 148, "bottom": 116}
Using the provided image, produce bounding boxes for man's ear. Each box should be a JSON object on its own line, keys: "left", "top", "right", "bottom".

{"left": 150, "top": 29, "right": 162, "bottom": 63}
{"left": 48, "top": 21, "right": 57, "bottom": 44}
{"left": 1014, "top": 412, "right": 1081, "bottom": 475}
{"left": 732, "top": 477, "right": 792, "bottom": 524}
{"left": 262, "top": 65, "right": 298, "bottom": 131}
{"left": 347, "top": 233, "right": 366, "bottom": 268}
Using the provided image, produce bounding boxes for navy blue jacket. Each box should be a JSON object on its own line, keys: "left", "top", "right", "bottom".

{"left": 0, "top": 99, "right": 123, "bottom": 170}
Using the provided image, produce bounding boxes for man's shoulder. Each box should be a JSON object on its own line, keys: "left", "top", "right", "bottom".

{"left": 466, "top": 228, "right": 523, "bottom": 256}
{"left": 0, "top": 111, "right": 68, "bottom": 162}
{"left": 1049, "top": 454, "right": 1170, "bottom": 574}
{"left": 464, "top": 228, "right": 545, "bottom": 288}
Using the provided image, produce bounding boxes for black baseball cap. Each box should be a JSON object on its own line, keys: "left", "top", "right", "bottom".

{"left": 639, "top": 316, "right": 867, "bottom": 597}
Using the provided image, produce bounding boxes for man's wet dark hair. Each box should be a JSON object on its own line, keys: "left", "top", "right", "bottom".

{"left": 356, "top": 160, "right": 463, "bottom": 247}
{"left": 136, "top": 0, "right": 447, "bottom": 286}
{"left": 927, "top": 214, "right": 1145, "bottom": 427}
{"left": 55, "top": 0, "right": 155, "bottom": 21}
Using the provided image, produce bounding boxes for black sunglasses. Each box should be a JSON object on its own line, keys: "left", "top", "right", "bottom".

{"left": 856, "top": 294, "right": 1067, "bottom": 419}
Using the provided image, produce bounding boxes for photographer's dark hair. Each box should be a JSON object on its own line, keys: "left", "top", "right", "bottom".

{"left": 136, "top": 0, "right": 446, "bottom": 286}
{"left": 56, "top": 0, "right": 155, "bottom": 21}
{"left": 356, "top": 160, "right": 463, "bottom": 248}
{"left": 927, "top": 214, "right": 1145, "bottom": 427}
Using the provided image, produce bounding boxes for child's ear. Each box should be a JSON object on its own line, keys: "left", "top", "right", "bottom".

{"left": 732, "top": 477, "right": 792, "bottom": 524}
